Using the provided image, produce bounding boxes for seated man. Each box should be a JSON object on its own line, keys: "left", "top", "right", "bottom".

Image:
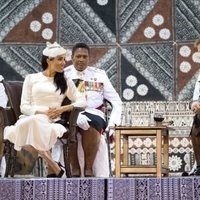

{"left": 190, "top": 38, "right": 200, "bottom": 176}
{"left": 64, "top": 43, "right": 122, "bottom": 177}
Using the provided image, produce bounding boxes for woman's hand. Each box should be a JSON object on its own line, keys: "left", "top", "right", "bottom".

{"left": 46, "top": 107, "right": 62, "bottom": 119}
{"left": 35, "top": 105, "right": 74, "bottom": 120}
{"left": 47, "top": 105, "right": 73, "bottom": 119}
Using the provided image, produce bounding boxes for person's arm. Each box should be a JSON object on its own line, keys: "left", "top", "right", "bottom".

{"left": 192, "top": 80, "right": 200, "bottom": 102}
{"left": 191, "top": 80, "right": 200, "bottom": 113}
{"left": 102, "top": 71, "right": 122, "bottom": 127}
{"left": 0, "top": 83, "right": 8, "bottom": 108}
{"left": 20, "top": 74, "right": 38, "bottom": 115}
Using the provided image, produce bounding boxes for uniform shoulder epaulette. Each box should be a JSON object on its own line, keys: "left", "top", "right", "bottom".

{"left": 64, "top": 67, "right": 71, "bottom": 72}
{"left": 90, "top": 66, "right": 105, "bottom": 73}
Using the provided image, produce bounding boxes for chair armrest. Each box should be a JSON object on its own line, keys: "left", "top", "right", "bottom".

{"left": 0, "top": 106, "right": 10, "bottom": 127}
{"left": 0, "top": 107, "right": 5, "bottom": 127}
{"left": 67, "top": 107, "right": 84, "bottom": 142}
{"left": 0, "top": 107, "right": 6, "bottom": 157}
{"left": 0, "top": 106, "right": 16, "bottom": 127}
{"left": 0, "top": 106, "right": 14, "bottom": 158}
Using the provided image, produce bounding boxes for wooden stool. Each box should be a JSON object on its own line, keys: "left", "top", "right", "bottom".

{"left": 114, "top": 126, "right": 169, "bottom": 177}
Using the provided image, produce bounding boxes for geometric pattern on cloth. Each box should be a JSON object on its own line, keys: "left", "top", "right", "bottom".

{"left": 107, "top": 177, "right": 200, "bottom": 200}
{"left": 0, "top": 46, "right": 44, "bottom": 78}
{"left": 60, "top": 0, "right": 116, "bottom": 43}
{"left": 0, "top": 178, "right": 105, "bottom": 200}
{"left": 121, "top": 43, "right": 174, "bottom": 101}
{"left": 1, "top": 177, "right": 200, "bottom": 200}
{"left": 0, "top": 0, "right": 43, "bottom": 42}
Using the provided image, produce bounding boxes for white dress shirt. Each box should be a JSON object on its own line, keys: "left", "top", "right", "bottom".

{"left": 64, "top": 65, "right": 122, "bottom": 127}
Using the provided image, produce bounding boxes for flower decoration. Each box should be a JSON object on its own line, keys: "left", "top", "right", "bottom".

{"left": 137, "top": 84, "right": 148, "bottom": 96}
{"left": 29, "top": 12, "right": 54, "bottom": 41}
{"left": 97, "top": 0, "right": 108, "bottom": 6}
{"left": 180, "top": 138, "right": 189, "bottom": 147}
{"left": 179, "top": 45, "right": 191, "bottom": 57}
{"left": 179, "top": 61, "right": 191, "bottom": 73}
{"left": 123, "top": 88, "right": 134, "bottom": 100}
{"left": 192, "top": 52, "right": 200, "bottom": 63}
{"left": 30, "top": 20, "right": 41, "bottom": 32}
{"left": 144, "top": 27, "right": 155, "bottom": 39}
{"left": 126, "top": 75, "right": 138, "bottom": 87}
{"left": 159, "top": 28, "right": 171, "bottom": 40}
{"left": 42, "top": 28, "right": 53, "bottom": 40}
{"left": 152, "top": 14, "right": 164, "bottom": 26}
{"left": 171, "top": 137, "right": 180, "bottom": 147}
{"left": 143, "top": 138, "right": 152, "bottom": 147}
{"left": 42, "top": 12, "right": 53, "bottom": 24}
{"left": 133, "top": 138, "right": 143, "bottom": 147}
{"left": 169, "top": 155, "right": 182, "bottom": 171}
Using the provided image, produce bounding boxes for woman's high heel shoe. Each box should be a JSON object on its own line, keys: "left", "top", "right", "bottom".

{"left": 57, "top": 168, "right": 64, "bottom": 178}
{"left": 47, "top": 168, "right": 64, "bottom": 178}
{"left": 56, "top": 162, "right": 65, "bottom": 177}
{"left": 47, "top": 162, "right": 65, "bottom": 178}
{"left": 47, "top": 173, "right": 57, "bottom": 178}
{"left": 56, "top": 162, "right": 65, "bottom": 169}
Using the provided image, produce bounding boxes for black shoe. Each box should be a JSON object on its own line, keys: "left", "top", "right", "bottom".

{"left": 47, "top": 169, "right": 64, "bottom": 178}
{"left": 182, "top": 172, "right": 189, "bottom": 176}
{"left": 47, "top": 162, "right": 65, "bottom": 178}
{"left": 194, "top": 167, "right": 200, "bottom": 176}
{"left": 47, "top": 173, "right": 57, "bottom": 178}
{"left": 57, "top": 169, "right": 64, "bottom": 178}
{"left": 56, "top": 162, "right": 64, "bottom": 168}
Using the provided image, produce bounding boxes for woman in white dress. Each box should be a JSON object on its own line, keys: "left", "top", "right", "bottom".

{"left": 3, "top": 42, "right": 86, "bottom": 177}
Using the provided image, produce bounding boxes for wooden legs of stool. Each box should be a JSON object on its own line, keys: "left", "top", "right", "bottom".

{"left": 57, "top": 134, "right": 72, "bottom": 178}
{"left": 63, "top": 138, "right": 71, "bottom": 177}
{"left": 69, "top": 142, "right": 80, "bottom": 177}
{"left": 4, "top": 140, "right": 17, "bottom": 177}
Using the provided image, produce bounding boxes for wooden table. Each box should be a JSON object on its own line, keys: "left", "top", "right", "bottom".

{"left": 114, "top": 126, "right": 170, "bottom": 177}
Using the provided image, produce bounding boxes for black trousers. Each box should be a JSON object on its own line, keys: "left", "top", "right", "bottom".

{"left": 190, "top": 114, "right": 200, "bottom": 166}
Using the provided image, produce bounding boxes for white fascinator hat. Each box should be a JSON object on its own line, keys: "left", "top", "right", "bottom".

{"left": 42, "top": 42, "right": 67, "bottom": 58}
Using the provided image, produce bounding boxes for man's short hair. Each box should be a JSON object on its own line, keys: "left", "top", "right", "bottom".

{"left": 72, "top": 43, "right": 90, "bottom": 56}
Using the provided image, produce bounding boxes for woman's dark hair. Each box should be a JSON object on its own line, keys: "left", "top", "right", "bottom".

{"left": 72, "top": 42, "right": 90, "bottom": 57}
{"left": 41, "top": 55, "right": 67, "bottom": 94}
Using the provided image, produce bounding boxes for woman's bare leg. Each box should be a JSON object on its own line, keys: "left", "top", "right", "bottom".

{"left": 38, "top": 150, "right": 61, "bottom": 175}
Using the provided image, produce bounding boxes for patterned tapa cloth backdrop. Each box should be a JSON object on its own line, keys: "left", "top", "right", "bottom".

{"left": 0, "top": 0, "right": 200, "bottom": 176}
{"left": 0, "top": 177, "right": 200, "bottom": 200}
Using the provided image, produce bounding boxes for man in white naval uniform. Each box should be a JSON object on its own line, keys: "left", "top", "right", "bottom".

{"left": 64, "top": 43, "right": 122, "bottom": 177}
{"left": 189, "top": 38, "right": 200, "bottom": 176}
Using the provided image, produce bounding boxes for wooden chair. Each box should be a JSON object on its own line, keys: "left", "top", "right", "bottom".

{"left": 103, "top": 99, "right": 113, "bottom": 177}
{"left": 0, "top": 80, "right": 81, "bottom": 177}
